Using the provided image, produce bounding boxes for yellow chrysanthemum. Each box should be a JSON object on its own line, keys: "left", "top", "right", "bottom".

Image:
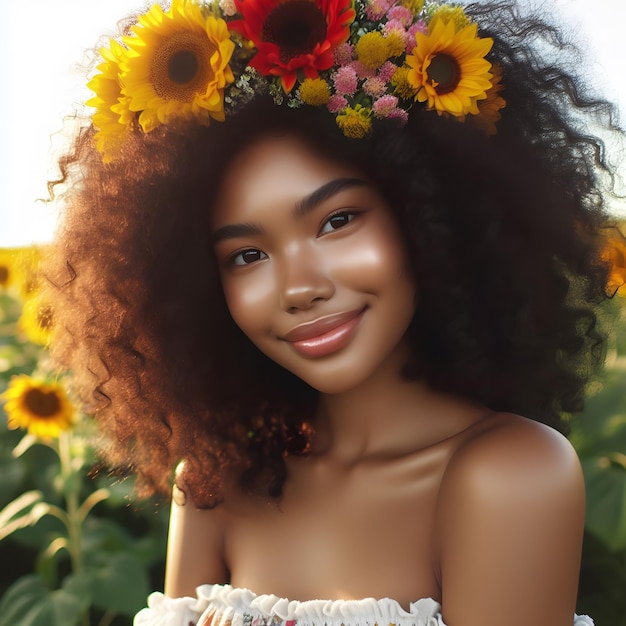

{"left": 2, "top": 376, "right": 74, "bottom": 440}
{"left": 406, "top": 18, "right": 494, "bottom": 117}
{"left": 299, "top": 78, "right": 331, "bottom": 106}
{"left": 385, "top": 31, "right": 406, "bottom": 58}
{"left": 471, "top": 63, "right": 506, "bottom": 135}
{"left": 19, "top": 295, "right": 54, "bottom": 346}
{"left": 401, "top": 0, "right": 424, "bottom": 13}
{"left": 427, "top": 5, "right": 471, "bottom": 32}
{"left": 87, "top": 39, "right": 135, "bottom": 162}
{"left": 121, "top": 0, "right": 235, "bottom": 133}
{"left": 391, "top": 66, "right": 418, "bottom": 100}
{"left": 355, "top": 32, "right": 390, "bottom": 70}
{"left": 336, "top": 105, "right": 372, "bottom": 138}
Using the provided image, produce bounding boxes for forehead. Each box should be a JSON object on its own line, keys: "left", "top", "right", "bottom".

{"left": 211, "top": 135, "right": 364, "bottom": 227}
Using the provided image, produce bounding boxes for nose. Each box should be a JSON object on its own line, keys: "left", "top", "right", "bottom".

{"left": 279, "top": 247, "right": 335, "bottom": 313}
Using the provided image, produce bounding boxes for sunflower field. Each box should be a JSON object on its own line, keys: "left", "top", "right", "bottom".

{"left": 1, "top": 245, "right": 626, "bottom": 625}
{"left": 0, "top": 248, "right": 168, "bottom": 626}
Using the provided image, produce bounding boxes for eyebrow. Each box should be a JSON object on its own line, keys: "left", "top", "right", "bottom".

{"left": 211, "top": 177, "right": 368, "bottom": 244}
{"left": 294, "top": 177, "right": 368, "bottom": 217}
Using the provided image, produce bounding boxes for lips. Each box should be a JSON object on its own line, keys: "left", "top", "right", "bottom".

{"left": 282, "top": 307, "right": 366, "bottom": 358}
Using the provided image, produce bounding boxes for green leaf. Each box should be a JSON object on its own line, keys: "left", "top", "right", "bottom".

{"left": 0, "top": 574, "right": 92, "bottom": 626}
{"left": 0, "top": 493, "right": 47, "bottom": 541}
{"left": 89, "top": 552, "right": 149, "bottom": 616}
{"left": 0, "top": 454, "right": 27, "bottom": 505}
{"left": 582, "top": 455, "right": 626, "bottom": 551}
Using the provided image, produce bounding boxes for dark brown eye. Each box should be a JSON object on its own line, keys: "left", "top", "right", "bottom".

{"left": 232, "top": 249, "right": 267, "bottom": 266}
{"left": 319, "top": 211, "right": 356, "bottom": 234}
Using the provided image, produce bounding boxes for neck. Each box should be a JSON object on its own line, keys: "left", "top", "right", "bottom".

{"left": 312, "top": 344, "right": 488, "bottom": 465}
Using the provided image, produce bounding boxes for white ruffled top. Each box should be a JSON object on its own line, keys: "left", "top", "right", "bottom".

{"left": 133, "top": 583, "right": 594, "bottom": 626}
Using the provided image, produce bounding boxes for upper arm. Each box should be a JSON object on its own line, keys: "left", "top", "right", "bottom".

{"left": 164, "top": 483, "right": 229, "bottom": 598}
{"left": 436, "top": 417, "right": 586, "bottom": 626}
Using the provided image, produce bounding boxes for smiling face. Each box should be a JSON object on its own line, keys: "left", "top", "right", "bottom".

{"left": 211, "top": 135, "right": 416, "bottom": 394}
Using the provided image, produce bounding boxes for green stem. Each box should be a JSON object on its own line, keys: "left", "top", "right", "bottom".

{"left": 58, "top": 432, "right": 90, "bottom": 626}
{"left": 97, "top": 611, "right": 116, "bottom": 626}
{"left": 58, "top": 432, "right": 83, "bottom": 575}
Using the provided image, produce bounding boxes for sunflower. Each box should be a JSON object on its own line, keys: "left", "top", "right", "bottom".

{"left": 0, "top": 249, "right": 18, "bottom": 291}
{"left": 121, "top": 0, "right": 235, "bottom": 133}
{"left": 19, "top": 294, "right": 54, "bottom": 346}
{"left": 2, "top": 376, "right": 74, "bottom": 440}
{"left": 471, "top": 62, "right": 506, "bottom": 135}
{"left": 0, "top": 247, "right": 42, "bottom": 297}
{"left": 229, "top": 0, "right": 356, "bottom": 93}
{"left": 14, "top": 246, "right": 43, "bottom": 298}
{"left": 602, "top": 228, "right": 626, "bottom": 296}
{"left": 87, "top": 39, "right": 135, "bottom": 162}
{"left": 405, "top": 18, "right": 494, "bottom": 117}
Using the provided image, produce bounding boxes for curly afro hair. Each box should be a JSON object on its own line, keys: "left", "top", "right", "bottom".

{"left": 43, "top": 1, "right": 621, "bottom": 507}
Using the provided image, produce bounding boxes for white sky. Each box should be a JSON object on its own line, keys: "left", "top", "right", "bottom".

{"left": 0, "top": 0, "right": 625, "bottom": 247}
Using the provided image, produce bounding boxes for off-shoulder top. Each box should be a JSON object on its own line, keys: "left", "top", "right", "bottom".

{"left": 133, "top": 583, "right": 594, "bottom": 626}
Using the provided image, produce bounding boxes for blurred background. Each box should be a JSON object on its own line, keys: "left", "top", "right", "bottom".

{"left": 1, "top": 1, "right": 625, "bottom": 624}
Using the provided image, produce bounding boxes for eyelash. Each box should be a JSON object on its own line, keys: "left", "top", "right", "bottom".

{"left": 318, "top": 210, "right": 358, "bottom": 235}
{"left": 227, "top": 210, "right": 360, "bottom": 267}
{"left": 229, "top": 248, "right": 268, "bottom": 267}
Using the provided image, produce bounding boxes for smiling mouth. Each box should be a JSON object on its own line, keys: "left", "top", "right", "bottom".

{"left": 282, "top": 307, "right": 366, "bottom": 358}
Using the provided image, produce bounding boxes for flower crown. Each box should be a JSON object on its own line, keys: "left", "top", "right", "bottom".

{"left": 88, "top": 0, "right": 505, "bottom": 161}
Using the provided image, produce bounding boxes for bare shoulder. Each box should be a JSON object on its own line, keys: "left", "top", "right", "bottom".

{"left": 436, "top": 413, "right": 586, "bottom": 626}
{"left": 442, "top": 412, "right": 584, "bottom": 505}
{"left": 164, "top": 477, "right": 229, "bottom": 597}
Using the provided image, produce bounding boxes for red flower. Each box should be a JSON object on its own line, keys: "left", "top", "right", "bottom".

{"left": 230, "top": 0, "right": 356, "bottom": 92}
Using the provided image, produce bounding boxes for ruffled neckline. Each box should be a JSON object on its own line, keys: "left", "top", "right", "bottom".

{"left": 198, "top": 584, "right": 444, "bottom": 625}
{"left": 134, "top": 583, "right": 595, "bottom": 626}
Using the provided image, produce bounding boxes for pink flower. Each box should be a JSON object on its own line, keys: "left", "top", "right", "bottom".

{"left": 383, "top": 19, "right": 406, "bottom": 37}
{"left": 334, "top": 42, "right": 354, "bottom": 66}
{"left": 349, "top": 60, "right": 376, "bottom": 79}
{"left": 327, "top": 94, "right": 348, "bottom": 112}
{"left": 388, "top": 107, "right": 409, "bottom": 123}
{"left": 378, "top": 61, "right": 397, "bottom": 82}
{"left": 386, "top": 5, "right": 413, "bottom": 26}
{"left": 363, "top": 76, "right": 387, "bottom": 98}
{"left": 333, "top": 65, "right": 358, "bottom": 95}
{"left": 365, "top": 0, "right": 393, "bottom": 20}
{"left": 406, "top": 21, "right": 427, "bottom": 52}
{"left": 372, "top": 94, "right": 399, "bottom": 118}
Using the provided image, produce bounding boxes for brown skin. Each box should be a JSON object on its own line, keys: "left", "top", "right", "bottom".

{"left": 165, "top": 137, "right": 586, "bottom": 626}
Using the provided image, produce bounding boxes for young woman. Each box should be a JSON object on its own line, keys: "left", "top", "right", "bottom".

{"left": 43, "top": 0, "right": 620, "bottom": 624}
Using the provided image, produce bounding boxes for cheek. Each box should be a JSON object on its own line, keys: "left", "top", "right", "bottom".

{"left": 221, "top": 270, "right": 275, "bottom": 333}
{"left": 330, "top": 222, "right": 414, "bottom": 291}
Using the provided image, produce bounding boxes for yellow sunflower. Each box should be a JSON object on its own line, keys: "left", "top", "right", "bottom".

{"left": 2, "top": 376, "right": 74, "bottom": 440}
{"left": 14, "top": 246, "right": 43, "bottom": 298}
{"left": 87, "top": 39, "right": 135, "bottom": 162}
{"left": 0, "top": 247, "right": 42, "bottom": 297}
{"left": 602, "top": 228, "right": 626, "bottom": 296}
{"left": 471, "top": 63, "right": 506, "bottom": 135}
{"left": 120, "top": 0, "right": 235, "bottom": 133}
{"left": 18, "top": 294, "right": 54, "bottom": 346}
{"left": 406, "top": 18, "right": 494, "bottom": 117}
{"left": 0, "top": 249, "right": 19, "bottom": 291}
